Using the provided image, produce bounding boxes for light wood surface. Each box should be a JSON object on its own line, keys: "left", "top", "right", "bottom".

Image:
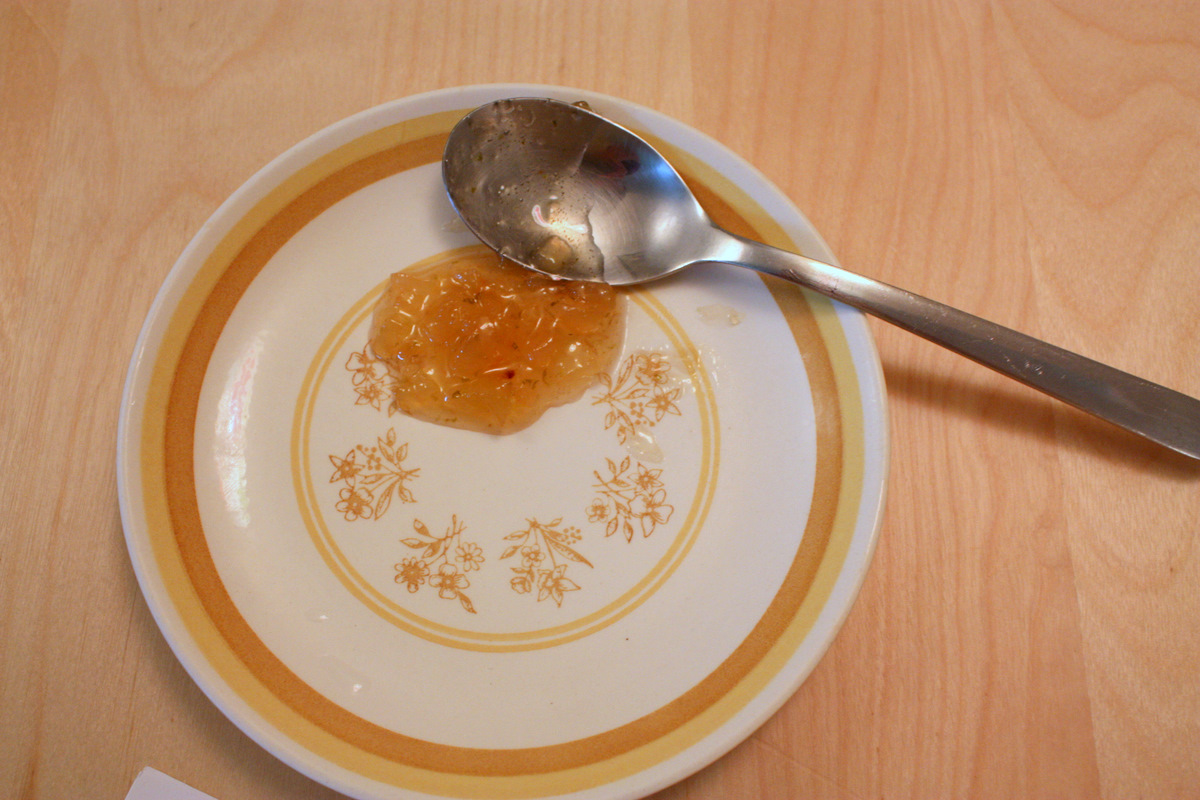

{"left": 4, "top": 2, "right": 1199, "bottom": 798}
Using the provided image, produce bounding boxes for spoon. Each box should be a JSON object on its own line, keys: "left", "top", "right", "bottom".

{"left": 442, "top": 97, "right": 1200, "bottom": 460}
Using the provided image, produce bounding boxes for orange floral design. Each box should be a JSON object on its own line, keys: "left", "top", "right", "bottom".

{"left": 500, "top": 518, "right": 590, "bottom": 607}
{"left": 592, "top": 350, "right": 682, "bottom": 445}
{"left": 328, "top": 427, "right": 418, "bottom": 521}
{"left": 345, "top": 348, "right": 390, "bottom": 411}
{"left": 395, "top": 557, "right": 429, "bottom": 593}
{"left": 538, "top": 564, "right": 579, "bottom": 607}
{"left": 335, "top": 486, "right": 373, "bottom": 521}
{"left": 586, "top": 351, "right": 683, "bottom": 543}
{"left": 397, "top": 515, "right": 478, "bottom": 613}
{"left": 430, "top": 563, "right": 471, "bottom": 600}
{"left": 591, "top": 456, "right": 675, "bottom": 541}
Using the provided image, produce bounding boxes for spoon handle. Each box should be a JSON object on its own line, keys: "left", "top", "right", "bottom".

{"left": 719, "top": 233, "right": 1200, "bottom": 459}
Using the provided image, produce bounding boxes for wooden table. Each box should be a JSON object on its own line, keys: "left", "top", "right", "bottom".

{"left": 4, "top": 2, "right": 1198, "bottom": 798}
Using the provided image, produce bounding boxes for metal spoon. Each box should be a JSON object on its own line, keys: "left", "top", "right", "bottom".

{"left": 442, "top": 97, "right": 1200, "bottom": 460}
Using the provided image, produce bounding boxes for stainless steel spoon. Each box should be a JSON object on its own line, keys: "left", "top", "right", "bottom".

{"left": 442, "top": 97, "right": 1200, "bottom": 460}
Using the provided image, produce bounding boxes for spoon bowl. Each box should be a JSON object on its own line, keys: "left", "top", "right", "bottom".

{"left": 443, "top": 97, "right": 1200, "bottom": 459}
{"left": 443, "top": 97, "right": 711, "bottom": 284}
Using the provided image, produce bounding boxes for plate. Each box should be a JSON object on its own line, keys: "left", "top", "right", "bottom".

{"left": 117, "top": 84, "right": 888, "bottom": 800}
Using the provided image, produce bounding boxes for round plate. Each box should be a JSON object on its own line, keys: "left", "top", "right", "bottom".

{"left": 117, "top": 84, "right": 888, "bottom": 800}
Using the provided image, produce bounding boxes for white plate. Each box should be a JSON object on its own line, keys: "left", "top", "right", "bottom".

{"left": 117, "top": 84, "right": 888, "bottom": 800}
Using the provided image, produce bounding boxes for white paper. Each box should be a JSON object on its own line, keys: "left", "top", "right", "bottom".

{"left": 125, "top": 767, "right": 218, "bottom": 800}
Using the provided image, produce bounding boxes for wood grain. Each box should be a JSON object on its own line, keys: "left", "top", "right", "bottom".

{"left": 2, "top": 1, "right": 1197, "bottom": 798}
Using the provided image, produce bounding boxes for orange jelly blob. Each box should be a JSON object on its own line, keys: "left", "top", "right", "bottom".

{"left": 369, "top": 247, "right": 625, "bottom": 434}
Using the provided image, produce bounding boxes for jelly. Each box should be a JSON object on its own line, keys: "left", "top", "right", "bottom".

{"left": 369, "top": 247, "right": 624, "bottom": 434}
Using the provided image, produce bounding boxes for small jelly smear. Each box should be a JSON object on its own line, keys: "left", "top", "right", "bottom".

{"left": 369, "top": 247, "right": 625, "bottom": 434}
